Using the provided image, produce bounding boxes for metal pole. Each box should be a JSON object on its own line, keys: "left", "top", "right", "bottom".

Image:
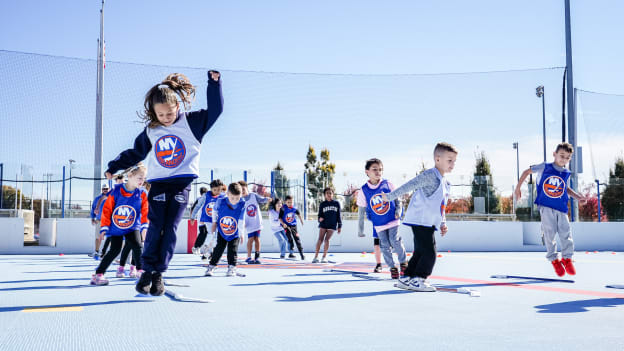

{"left": 93, "top": 0, "right": 105, "bottom": 207}
{"left": 61, "top": 166, "right": 66, "bottom": 218}
{"left": 270, "top": 170, "right": 275, "bottom": 198}
{"left": 542, "top": 91, "right": 547, "bottom": 162}
{"left": 30, "top": 175, "right": 34, "bottom": 210}
{"left": 68, "top": 162, "right": 72, "bottom": 214}
{"left": 244, "top": 170, "right": 248, "bottom": 182}
{"left": 210, "top": 169, "right": 214, "bottom": 182}
{"left": 596, "top": 180, "right": 601, "bottom": 222}
{"left": 565, "top": 0, "right": 578, "bottom": 221}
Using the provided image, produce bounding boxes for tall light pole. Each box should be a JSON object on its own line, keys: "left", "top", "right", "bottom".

{"left": 536, "top": 86, "right": 546, "bottom": 162}
{"left": 93, "top": 0, "right": 105, "bottom": 209}
{"left": 0, "top": 163, "right": 3, "bottom": 209}
{"left": 512, "top": 142, "right": 519, "bottom": 182}
{"left": 69, "top": 159, "right": 75, "bottom": 216}
{"left": 565, "top": 0, "right": 578, "bottom": 221}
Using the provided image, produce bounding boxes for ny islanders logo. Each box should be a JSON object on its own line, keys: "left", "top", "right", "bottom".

{"left": 205, "top": 202, "right": 215, "bottom": 217}
{"left": 219, "top": 216, "right": 237, "bottom": 235}
{"left": 285, "top": 213, "right": 295, "bottom": 224}
{"left": 369, "top": 193, "right": 390, "bottom": 215}
{"left": 247, "top": 204, "right": 257, "bottom": 217}
{"left": 112, "top": 205, "right": 136, "bottom": 229}
{"left": 543, "top": 176, "right": 566, "bottom": 198}
{"left": 155, "top": 135, "right": 186, "bottom": 168}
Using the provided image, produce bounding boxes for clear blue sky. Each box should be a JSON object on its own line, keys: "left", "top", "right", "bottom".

{"left": 1, "top": 0, "right": 623, "bottom": 205}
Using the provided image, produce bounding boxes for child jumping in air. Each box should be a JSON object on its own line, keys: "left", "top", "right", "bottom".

{"left": 383, "top": 143, "right": 456, "bottom": 292}
{"left": 357, "top": 158, "right": 407, "bottom": 279}
{"left": 280, "top": 195, "right": 305, "bottom": 260}
{"left": 105, "top": 71, "right": 223, "bottom": 295}
{"left": 91, "top": 163, "right": 149, "bottom": 286}
{"left": 205, "top": 183, "right": 246, "bottom": 277}
{"left": 239, "top": 180, "right": 271, "bottom": 264}
{"left": 313, "top": 188, "right": 342, "bottom": 263}
{"left": 515, "top": 142, "right": 587, "bottom": 277}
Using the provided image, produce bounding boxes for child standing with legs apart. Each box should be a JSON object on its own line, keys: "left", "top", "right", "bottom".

{"left": 191, "top": 179, "right": 225, "bottom": 260}
{"left": 280, "top": 195, "right": 306, "bottom": 260}
{"left": 514, "top": 142, "right": 586, "bottom": 277}
{"left": 384, "top": 143, "right": 456, "bottom": 291}
{"left": 239, "top": 180, "right": 271, "bottom": 264}
{"left": 91, "top": 164, "right": 149, "bottom": 285}
{"left": 357, "top": 158, "right": 407, "bottom": 279}
{"left": 313, "top": 188, "right": 342, "bottom": 263}
{"left": 205, "top": 183, "right": 246, "bottom": 277}
{"left": 269, "top": 198, "right": 289, "bottom": 259}
{"left": 105, "top": 71, "right": 223, "bottom": 295}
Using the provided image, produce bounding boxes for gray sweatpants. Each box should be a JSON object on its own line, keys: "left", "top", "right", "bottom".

{"left": 377, "top": 226, "right": 407, "bottom": 268}
{"left": 539, "top": 206, "right": 574, "bottom": 261}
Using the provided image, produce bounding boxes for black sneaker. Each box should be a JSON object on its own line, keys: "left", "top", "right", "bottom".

{"left": 300, "top": 254, "right": 305, "bottom": 261}
{"left": 135, "top": 270, "right": 152, "bottom": 295}
{"left": 288, "top": 253, "right": 296, "bottom": 259}
{"left": 150, "top": 272, "right": 165, "bottom": 296}
{"left": 390, "top": 267, "right": 399, "bottom": 279}
{"left": 373, "top": 263, "right": 382, "bottom": 273}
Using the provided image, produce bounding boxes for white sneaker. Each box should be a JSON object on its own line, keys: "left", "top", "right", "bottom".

{"left": 311, "top": 258, "right": 319, "bottom": 263}
{"left": 226, "top": 265, "right": 236, "bottom": 277}
{"left": 396, "top": 276, "right": 413, "bottom": 290}
{"left": 408, "top": 277, "right": 436, "bottom": 292}
{"left": 200, "top": 244, "right": 210, "bottom": 255}
{"left": 320, "top": 257, "right": 328, "bottom": 263}
{"left": 204, "top": 265, "right": 216, "bottom": 276}
{"left": 192, "top": 247, "right": 200, "bottom": 255}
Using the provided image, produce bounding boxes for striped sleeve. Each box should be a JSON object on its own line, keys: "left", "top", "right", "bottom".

{"left": 140, "top": 191, "right": 149, "bottom": 230}
{"left": 100, "top": 194, "right": 116, "bottom": 233}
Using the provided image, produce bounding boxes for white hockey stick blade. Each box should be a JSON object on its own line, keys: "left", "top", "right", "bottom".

{"left": 163, "top": 280, "right": 191, "bottom": 287}
{"left": 165, "top": 289, "right": 214, "bottom": 303}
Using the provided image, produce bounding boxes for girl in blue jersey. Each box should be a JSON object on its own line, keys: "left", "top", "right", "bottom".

{"left": 279, "top": 195, "right": 305, "bottom": 260}
{"left": 91, "top": 164, "right": 149, "bottom": 286}
{"left": 205, "top": 183, "right": 246, "bottom": 277}
{"left": 105, "top": 71, "right": 223, "bottom": 295}
{"left": 191, "top": 179, "right": 225, "bottom": 260}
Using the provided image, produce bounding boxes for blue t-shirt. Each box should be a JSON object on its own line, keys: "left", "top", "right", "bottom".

{"left": 280, "top": 206, "right": 299, "bottom": 227}
{"left": 200, "top": 193, "right": 225, "bottom": 223}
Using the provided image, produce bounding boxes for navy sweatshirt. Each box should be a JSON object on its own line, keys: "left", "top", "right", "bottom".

{"left": 106, "top": 72, "right": 223, "bottom": 186}
{"left": 318, "top": 200, "right": 342, "bottom": 230}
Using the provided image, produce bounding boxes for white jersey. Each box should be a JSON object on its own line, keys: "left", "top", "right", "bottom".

{"left": 243, "top": 193, "right": 264, "bottom": 233}
{"left": 269, "top": 209, "right": 282, "bottom": 232}
{"left": 145, "top": 112, "right": 201, "bottom": 182}
{"left": 402, "top": 168, "right": 449, "bottom": 230}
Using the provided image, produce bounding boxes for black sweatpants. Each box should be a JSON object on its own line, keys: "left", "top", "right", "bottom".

{"left": 120, "top": 230, "right": 143, "bottom": 267}
{"left": 209, "top": 234, "right": 240, "bottom": 266}
{"left": 284, "top": 226, "right": 304, "bottom": 255}
{"left": 193, "top": 224, "right": 209, "bottom": 248}
{"left": 404, "top": 225, "right": 437, "bottom": 279}
{"left": 96, "top": 231, "right": 143, "bottom": 274}
{"left": 101, "top": 236, "right": 111, "bottom": 256}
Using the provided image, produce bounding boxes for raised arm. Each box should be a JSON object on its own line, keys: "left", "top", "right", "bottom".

{"left": 186, "top": 71, "right": 224, "bottom": 142}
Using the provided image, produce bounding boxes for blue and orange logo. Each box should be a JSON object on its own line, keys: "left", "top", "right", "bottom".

{"left": 219, "top": 216, "right": 237, "bottom": 235}
{"left": 247, "top": 204, "right": 257, "bottom": 217}
{"left": 112, "top": 205, "right": 136, "bottom": 229}
{"left": 369, "top": 193, "right": 390, "bottom": 215}
{"left": 285, "top": 213, "right": 295, "bottom": 224}
{"left": 154, "top": 135, "right": 186, "bottom": 168}
{"left": 205, "top": 202, "right": 215, "bottom": 217}
{"left": 543, "top": 176, "right": 566, "bottom": 198}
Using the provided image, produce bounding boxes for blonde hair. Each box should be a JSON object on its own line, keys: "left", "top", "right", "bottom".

{"left": 123, "top": 162, "right": 147, "bottom": 177}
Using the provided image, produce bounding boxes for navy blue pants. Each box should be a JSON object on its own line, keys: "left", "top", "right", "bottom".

{"left": 141, "top": 182, "right": 190, "bottom": 273}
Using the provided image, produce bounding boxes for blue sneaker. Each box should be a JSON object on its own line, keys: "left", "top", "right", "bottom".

{"left": 245, "top": 257, "right": 253, "bottom": 264}
{"left": 93, "top": 253, "right": 100, "bottom": 260}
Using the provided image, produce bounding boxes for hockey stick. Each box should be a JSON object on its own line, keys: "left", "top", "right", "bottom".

{"left": 164, "top": 289, "right": 214, "bottom": 303}
{"left": 491, "top": 274, "right": 574, "bottom": 283}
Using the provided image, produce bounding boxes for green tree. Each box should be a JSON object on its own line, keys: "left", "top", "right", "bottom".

{"left": 272, "top": 162, "right": 290, "bottom": 201}
{"left": 470, "top": 151, "right": 500, "bottom": 214}
{"left": 601, "top": 157, "right": 624, "bottom": 221}
{"left": 304, "top": 145, "right": 321, "bottom": 208}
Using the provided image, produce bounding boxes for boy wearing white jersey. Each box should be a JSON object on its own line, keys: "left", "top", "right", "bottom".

{"left": 239, "top": 180, "right": 271, "bottom": 264}
{"left": 383, "top": 142, "right": 457, "bottom": 292}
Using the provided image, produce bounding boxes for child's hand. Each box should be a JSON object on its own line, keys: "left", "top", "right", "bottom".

{"left": 514, "top": 188, "right": 522, "bottom": 201}
{"left": 209, "top": 70, "right": 220, "bottom": 81}
{"left": 319, "top": 217, "right": 324, "bottom": 222}
{"left": 104, "top": 172, "right": 113, "bottom": 180}
{"left": 99, "top": 232, "right": 106, "bottom": 242}
{"left": 337, "top": 228, "right": 341, "bottom": 234}
{"left": 440, "top": 224, "right": 448, "bottom": 236}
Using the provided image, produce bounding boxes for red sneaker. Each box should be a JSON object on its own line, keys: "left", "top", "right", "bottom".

{"left": 561, "top": 258, "right": 576, "bottom": 275}
{"left": 551, "top": 259, "right": 565, "bottom": 277}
